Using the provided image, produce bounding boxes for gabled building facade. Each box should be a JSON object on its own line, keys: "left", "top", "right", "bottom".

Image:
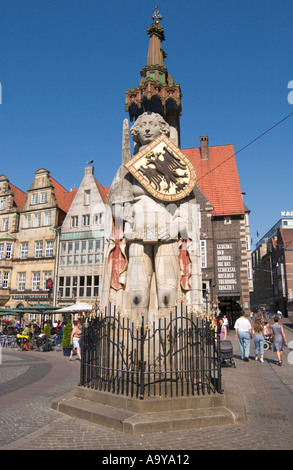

{"left": 56, "top": 164, "right": 108, "bottom": 308}
{"left": 8, "top": 168, "right": 75, "bottom": 308}
{"left": 0, "top": 175, "right": 26, "bottom": 306}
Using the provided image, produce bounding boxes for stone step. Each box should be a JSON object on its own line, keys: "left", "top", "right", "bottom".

{"left": 52, "top": 395, "right": 236, "bottom": 435}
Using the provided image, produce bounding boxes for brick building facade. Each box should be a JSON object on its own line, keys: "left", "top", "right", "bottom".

{"left": 251, "top": 217, "right": 293, "bottom": 317}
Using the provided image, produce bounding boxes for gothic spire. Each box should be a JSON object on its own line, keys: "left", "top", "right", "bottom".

{"left": 125, "top": 6, "right": 182, "bottom": 147}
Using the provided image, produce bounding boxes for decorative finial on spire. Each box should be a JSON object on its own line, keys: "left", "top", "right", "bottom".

{"left": 152, "top": 4, "right": 163, "bottom": 24}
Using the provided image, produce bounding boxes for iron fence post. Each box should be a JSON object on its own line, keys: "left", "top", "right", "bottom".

{"left": 139, "top": 317, "right": 145, "bottom": 399}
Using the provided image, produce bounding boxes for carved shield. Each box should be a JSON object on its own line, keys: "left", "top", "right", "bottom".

{"left": 124, "top": 135, "right": 196, "bottom": 201}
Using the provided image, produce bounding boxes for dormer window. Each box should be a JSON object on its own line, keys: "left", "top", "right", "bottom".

{"left": 31, "top": 193, "right": 38, "bottom": 205}
{"left": 84, "top": 190, "right": 91, "bottom": 205}
{"left": 40, "top": 192, "right": 47, "bottom": 203}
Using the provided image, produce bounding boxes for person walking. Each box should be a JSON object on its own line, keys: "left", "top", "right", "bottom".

{"left": 271, "top": 315, "right": 287, "bottom": 366}
{"left": 234, "top": 311, "right": 252, "bottom": 361}
{"left": 253, "top": 313, "right": 265, "bottom": 362}
{"left": 217, "top": 316, "right": 227, "bottom": 340}
{"left": 223, "top": 314, "right": 229, "bottom": 333}
{"left": 69, "top": 319, "right": 82, "bottom": 361}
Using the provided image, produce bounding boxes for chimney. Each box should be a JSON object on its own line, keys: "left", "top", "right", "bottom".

{"left": 200, "top": 136, "right": 209, "bottom": 160}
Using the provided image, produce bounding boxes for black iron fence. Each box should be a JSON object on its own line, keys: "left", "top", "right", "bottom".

{"left": 80, "top": 304, "right": 222, "bottom": 399}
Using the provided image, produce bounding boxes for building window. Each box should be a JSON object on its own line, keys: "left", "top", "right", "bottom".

{"left": 58, "top": 275, "right": 101, "bottom": 299}
{"left": 94, "top": 213, "right": 103, "bottom": 225}
{"left": 5, "top": 244, "right": 12, "bottom": 259}
{"left": 45, "top": 241, "right": 54, "bottom": 257}
{"left": 3, "top": 272, "right": 9, "bottom": 288}
{"left": 246, "top": 235, "right": 251, "bottom": 251}
{"left": 20, "top": 242, "right": 28, "bottom": 259}
{"left": 59, "top": 276, "right": 64, "bottom": 297}
{"left": 71, "top": 216, "right": 79, "bottom": 227}
{"left": 0, "top": 243, "right": 4, "bottom": 259}
{"left": 79, "top": 276, "right": 85, "bottom": 297}
{"left": 32, "top": 272, "right": 41, "bottom": 291}
{"left": 43, "top": 272, "right": 52, "bottom": 290}
{"left": 200, "top": 240, "right": 207, "bottom": 269}
{"left": 95, "top": 253, "right": 103, "bottom": 264}
{"left": 43, "top": 212, "right": 51, "bottom": 226}
{"left": 84, "top": 190, "right": 91, "bottom": 205}
{"left": 33, "top": 213, "right": 41, "bottom": 228}
{"left": 86, "top": 276, "right": 92, "bottom": 297}
{"left": 35, "top": 241, "right": 43, "bottom": 258}
{"left": 72, "top": 276, "right": 78, "bottom": 298}
{"left": 23, "top": 215, "right": 31, "bottom": 229}
{"left": 31, "top": 193, "right": 38, "bottom": 205}
{"left": 93, "top": 275, "right": 100, "bottom": 296}
{"left": 224, "top": 217, "right": 231, "bottom": 225}
{"left": 17, "top": 273, "right": 26, "bottom": 291}
{"left": 1, "top": 218, "right": 8, "bottom": 231}
{"left": 40, "top": 192, "right": 47, "bottom": 203}
{"left": 247, "top": 260, "right": 252, "bottom": 280}
{"left": 82, "top": 214, "right": 90, "bottom": 226}
{"left": 65, "top": 276, "right": 71, "bottom": 297}
{"left": 0, "top": 199, "right": 5, "bottom": 210}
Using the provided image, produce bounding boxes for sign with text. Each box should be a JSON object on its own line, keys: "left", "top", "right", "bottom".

{"left": 216, "top": 243, "right": 240, "bottom": 294}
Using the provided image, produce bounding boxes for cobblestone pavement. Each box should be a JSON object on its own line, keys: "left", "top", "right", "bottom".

{"left": 0, "top": 320, "right": 293, "bottom": 452}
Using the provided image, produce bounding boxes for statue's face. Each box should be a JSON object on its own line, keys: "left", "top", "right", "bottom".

{"left": 136, "top": 114, "right": 162, "bottom": 146}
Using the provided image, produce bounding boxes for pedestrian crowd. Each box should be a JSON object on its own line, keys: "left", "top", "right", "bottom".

{"left": 234, "top": 309, "right": 288, "bottom": 366}
{"left": 1, "top": 318, "right": 65, "bottom": 339}
{"left": 214, "top": 308, "right": 288, "bottom": 366}
{"left": 0, "top": 319, "right": 67, "bottom": 351}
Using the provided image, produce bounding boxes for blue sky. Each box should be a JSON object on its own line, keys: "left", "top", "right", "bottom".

{"left": 1, "top": 0, "right": 292, "bottom": 249}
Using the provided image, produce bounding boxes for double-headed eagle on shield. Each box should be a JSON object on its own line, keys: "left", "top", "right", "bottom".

{"left": 125, "top": 135, "right": 196, "bottom": 202}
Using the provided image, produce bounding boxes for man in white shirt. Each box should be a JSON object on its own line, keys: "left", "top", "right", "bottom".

{"left": 234, "top": 311, "right": 252, "bottom": 361}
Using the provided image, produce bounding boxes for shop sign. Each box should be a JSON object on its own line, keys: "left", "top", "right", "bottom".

{"left": 12, "top": 294, "right": 49, "bottom": 300}
{"left": 216, "top": 243, "right": 239, "bottom": 293}
{"left": 281, "top": 211, "right": 293, "bottom": 217}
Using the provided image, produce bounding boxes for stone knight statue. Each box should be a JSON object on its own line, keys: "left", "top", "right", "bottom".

{"left": 101, "top": 112, "right": 203, "bottom": 321}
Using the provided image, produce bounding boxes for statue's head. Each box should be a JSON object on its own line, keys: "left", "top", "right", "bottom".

{"left": 130, "top": 112, "right": 170, "bottom": 148}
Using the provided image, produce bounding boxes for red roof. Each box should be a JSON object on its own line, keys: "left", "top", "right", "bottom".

{"left": 50, "top": 177, "right": 77, "bottom": 213}
{"left": 182, "top": 145, "right": 245, "bottom": 216}
{"left": 95, "top": 179, "right": 109, "bottom": 203}
{"left": 9, "top": 183, "right": 27, "bottom": 211}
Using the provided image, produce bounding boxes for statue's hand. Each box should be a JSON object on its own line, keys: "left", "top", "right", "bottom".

{"left": 158, "top": 220, "right": 188, "bottom": 241}
{"left": 158, "top": 226, "right": 171, "bottom": 241}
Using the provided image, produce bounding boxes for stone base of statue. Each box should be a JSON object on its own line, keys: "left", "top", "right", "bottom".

{"left": 52, "top": 383, "right": 246, "bottom": 435}
{"left": 51, "top": 303, "right": 247, "bottom": 434}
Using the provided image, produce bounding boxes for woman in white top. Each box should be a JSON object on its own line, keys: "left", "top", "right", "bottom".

{"left": 234, "top": 311, "right": 252, "bottom": 361}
